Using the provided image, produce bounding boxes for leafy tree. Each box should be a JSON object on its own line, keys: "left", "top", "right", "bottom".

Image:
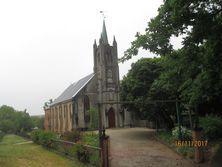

{"left": 121, "top": 0, "right": 222, "bottom": 116}
{"left": 31, "top": 115, "right": 44, "bottom": 129}
{"left": 120, "top": 58, "right": 163, "bottom": 120}
{"left": 0, "top": 105, "right": 34, "bottom": 133}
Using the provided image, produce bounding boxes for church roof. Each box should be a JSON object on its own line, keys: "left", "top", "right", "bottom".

{"left": 51, "top": 73, "right": 94, "bottom": 106}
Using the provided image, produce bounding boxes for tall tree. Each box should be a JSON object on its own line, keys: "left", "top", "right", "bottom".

{"left": 120, "top": 58, "right": 163, "bottom": 119}
{"left": 0, "top": 105, "right": 33, "bottom": 133}
{"left": 121, "top": 0, "right": 222, "bottom": 115}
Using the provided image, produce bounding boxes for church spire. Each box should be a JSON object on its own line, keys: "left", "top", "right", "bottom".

{"left": 101, "top": 20, "right": 108, "bottom": 44}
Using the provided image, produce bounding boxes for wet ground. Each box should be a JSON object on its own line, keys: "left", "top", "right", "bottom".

{"left": 106, "top": 128, "right": 195, "bottom": 167}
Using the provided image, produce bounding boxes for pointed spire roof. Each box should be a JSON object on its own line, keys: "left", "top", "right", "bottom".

{"left": 113, "top": 35, "right": 117, "bottom": 45}
{"left": 101, "top": 20, "right": 108, "bottom": 44}
{"left": 94, "top": 39, "right": 97, "bottom": 47}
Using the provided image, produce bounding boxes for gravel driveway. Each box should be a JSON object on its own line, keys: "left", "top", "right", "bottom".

{"left": 106, "top": 128, "right": 195, "bottom": 167}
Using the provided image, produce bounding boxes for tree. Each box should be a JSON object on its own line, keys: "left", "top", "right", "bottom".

{"left": 31, "top": 115, "right": 44, "bottom": 129}
{"left": 121, "top": 0, "right": 222, "bottom": 116}
{"left": 0, "top": 105, "right": 34, "bottom": 133}
{"left": 120, "top": 58, "right": 163, "bottom": 120}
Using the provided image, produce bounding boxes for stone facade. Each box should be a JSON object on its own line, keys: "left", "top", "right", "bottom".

{"left": 44, "top": 21, "right": 130, "bottom": 133}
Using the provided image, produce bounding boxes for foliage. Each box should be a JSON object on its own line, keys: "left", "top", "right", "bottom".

{"left": 157, "top": 131, "right": 174, "bottom": 144}
{"left": 0, "top": 105, "right": 33, "bottom": 133}
{"left": 0, "top": 134, "right": 85, "bottom": 167}
{"left": 82, "top": 132, "right": 99, "bottom": 147}
{"left": 30, "top": 115, "right": 44, "bottom": 129}
{"left": 31, "top": 130, "right": 57, "bottom": 148}
{"left": 172, "top": 126, "right": 192, "bottom": 140}
{"left": 157, "top": 131, "right": 193, "bottom": 159}
{"left": 39, "top": 131, "right": 57, "bottom": 148}
{"left": 76, "top": 145, "right": 90, "bottom": 163}
{"left": 89, "top": 108, "right": 99, "bottom": 130}
{"left": 120, "top": 58, "right": 176, "bottom": 129}
{"left": 63, "top": 130, "right": 81, "bottom": 142}
{"left": 30, "top": 129, "right": 43, "bottom": 143}
{"left": 51, "top": 134, "right": 99, "bottom": 166}
{"left": 200, "top": 115, "right": 222, "bottom": 140}
{"left": 0, "top": 131, "right": 4, "bottom": 142}
{"left": 31, "top": 130, "right": 100, "bottom": 166}
{"left": 176, "top": 146, "right": 194, "bottom": 158}
{"left": 120, "top": 58, "right": 163, "bottom": 118}
{"left": 120, "top": 0, "right": 222, "bottom": 117}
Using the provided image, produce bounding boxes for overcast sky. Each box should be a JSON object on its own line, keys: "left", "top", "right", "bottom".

{"left": 0, "top": 0, "right": 164, "bottom": 115}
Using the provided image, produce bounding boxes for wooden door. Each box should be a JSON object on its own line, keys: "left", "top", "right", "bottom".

{"left": 108, "top": 108, "right": 115, "bottom": 128}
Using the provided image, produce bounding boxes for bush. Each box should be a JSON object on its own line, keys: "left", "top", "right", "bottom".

{"left": 30, "top": 129, "right": 43, "bottom": 143}
{"left": 82, "top": 132, "right": 99, "bottom": 147}
{"left": 89, "top": 151, "right": 100, "bottom": 167}
{"left": 31, "top": 130, "right": 57, "bottom": 148}
{"left": 172, "top": 126, "right": 192, "bottom": 140}
{"left": 63, "top": 130, "right": 81, "bottom": 142}
{"left": 76, "top": 145, "right": 90, "bottom": 163}
{"left": 39, "top": 131, "right": 56, "bottom": 148}
{"left": 200, "top": 115, "right": 222, "bottom": 140}
{"left": 17, "top": 129, "right": 31, "bottom": 139}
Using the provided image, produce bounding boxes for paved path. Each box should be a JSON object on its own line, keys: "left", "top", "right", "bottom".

{"left": 106, "top": 128, "right": 195, "bottom": 167}
{"left": 14, "top": 141, "right": 33, "bottom": 145}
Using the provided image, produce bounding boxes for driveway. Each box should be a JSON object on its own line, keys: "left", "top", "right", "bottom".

{"left": 106, "top": 128, "right": 194, "bottom": 167}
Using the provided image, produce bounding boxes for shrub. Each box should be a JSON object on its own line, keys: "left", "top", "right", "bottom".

{"left": 76, "top": 145, "right": 90, "bottom": 163}
{"left": 31, "top": 130, "right": 57, "bottom": 148}
{"left": 82, "top": 132, "right": 99, "bottom": 147}
{"left": 39, "top": 131, "right": 56, "bottom": 148}
{"left": 30, "top": 129, "right": 43, "bottom": 143}
{"left": 172, "top": 126, "right": 192, "bottom": 140}
{"left": 89, "top": 151, "right": 100, "bottom": 167}
{"left": 200, "top": 115, "right": 222, "bottom": 140}
{"left": 63, "top": 130, "right": 81, "bottom": 142}
{"left": 17, "top": 130, "right": 31, "bottom": 139}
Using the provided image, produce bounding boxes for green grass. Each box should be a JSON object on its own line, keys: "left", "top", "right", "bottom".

{"left": 0, "top": 134, "right": 86, "bottom": 167}
{"left": 82, "top": 132, "right": 99, "bottom": 147}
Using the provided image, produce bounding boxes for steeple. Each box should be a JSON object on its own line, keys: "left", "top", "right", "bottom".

{"left": 113, "top": 36, "right": 117, "bottom": 45}
{"left": 101, "top": 20, "right": 108, "bottom": 44}
{"left": 93, "top": 39, "right": 97, "bottom": 48}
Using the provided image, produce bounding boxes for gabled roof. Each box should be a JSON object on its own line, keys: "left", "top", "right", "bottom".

{"left": 51, "top": 73, "right": 94, "bottom": 106}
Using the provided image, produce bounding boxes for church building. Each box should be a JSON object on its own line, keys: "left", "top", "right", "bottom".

{"left": 44, "top": 21, "right": 131, "bottom": 133}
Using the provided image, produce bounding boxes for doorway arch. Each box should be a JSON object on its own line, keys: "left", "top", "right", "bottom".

{"left": 108, "top": 107, "right": 115, "bottom": 128}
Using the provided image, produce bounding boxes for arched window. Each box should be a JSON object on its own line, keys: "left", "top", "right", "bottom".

{"left": 84, "top": 95, "right": 90, "bottom": 123}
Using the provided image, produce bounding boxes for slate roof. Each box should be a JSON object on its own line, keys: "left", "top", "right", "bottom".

{"left": 51, "top": 73, "right": 95, "bottom": 106}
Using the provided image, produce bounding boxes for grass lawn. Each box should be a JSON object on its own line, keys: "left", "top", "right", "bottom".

{"left": 0, "top": 134, "right": 86, "bottom": 167}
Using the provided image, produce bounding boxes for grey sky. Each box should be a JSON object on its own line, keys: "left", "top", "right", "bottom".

{"left": 0, "top": 0, "right": 164, "bottom": 115}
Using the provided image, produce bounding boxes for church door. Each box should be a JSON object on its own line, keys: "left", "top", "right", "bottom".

{"left": 108, "top": 108, "right": 115, "bottom": 128}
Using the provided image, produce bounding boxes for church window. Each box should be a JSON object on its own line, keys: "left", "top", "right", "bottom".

{"left": 64, "top": 105, "right": 66, "bottom": 118}
{"left": 107, "top": 69, "right": 113, "bottom": 83}
{"left": 84, "top": 95, "right": 90, "bottom": 123}
{"left": 98, "top": 53, "right": 100, "bottom": 63}
{"left": 69, "top": 104, "right": 72, "bottom": 117}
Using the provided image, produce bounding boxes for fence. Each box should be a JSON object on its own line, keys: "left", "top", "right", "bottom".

{"left": 50, "top": 139, "right": 101, "bottom": 167}
{"left": 100, "top": 135, "right": 110, "bottom": 167}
